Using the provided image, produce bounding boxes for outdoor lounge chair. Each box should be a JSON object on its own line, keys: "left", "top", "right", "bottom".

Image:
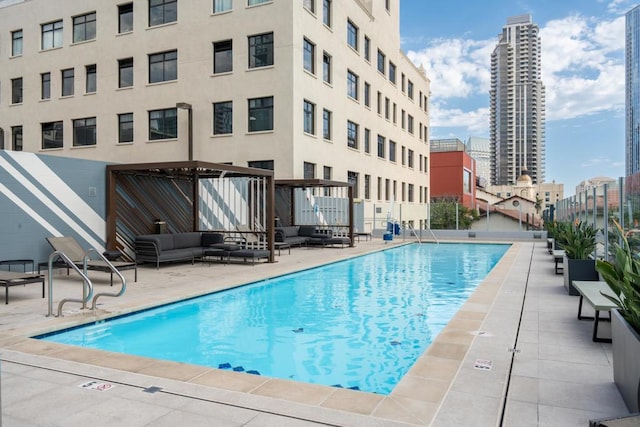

{"left": 0, "top": 270, "right": 45, "bottom": 304}
{"left": 45, "top": 236, "right": 137, "bottom": 285}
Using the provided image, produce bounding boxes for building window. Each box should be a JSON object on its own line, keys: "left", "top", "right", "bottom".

{"left": 303, "top": 38, "right": 315, "bottom": 74}
{"left": 248, "top": 32, "right": 274, "bottom": 68}
{"left": 73, "top": 12, "right": 96, "bottom": 43}
{"left": 408, "top": 183, "right": 414, "bottom": 202}
{"left": 389, "top": 140, "right": 396, "bottom": 162}
{"left": 213, "top": 101, "right": 233, "bottom": 135}
{"left": 149, "top": 50, "right": 177, "bottom": 83}
{"left": 85, "top": 64, "right": 97, "bottom": 93}
{"left": 401, "top": 146, "right": 406, "bottom": 165}
{"left": 214, "top": 0, "right": 232, "bottom": 13}
{"left": 248, "top": 96, "right": 274, "bottom": 132}
{"left": 364, "top": 174, "right": 370, "bottom": 199}
{"left": 463, "top": 169, "right": 472, "bottom": 194}
{"left": 364, "top": 128, "right": 370, "bottom": 153}
{"left": 322, "top": 0, "right": 331, "bottom": 27}
{"left": 303, "top": 100, "right": 315, "bottom": 134}
{"left": 408, "top": 114, "right": 414, "bottom": 134}
{"left": 377, "top": 49, "right": 385, "bottom": 75}
{"left": 62, "top": 68, "right": 74, "bottom": 96}
{"left": 347, "top": 70, "right": 358, "bottom": 100}
{"left": 73, "top": 117, "right": 97, "bottom": 146}
{"left": 248, "top": 0, "right": 270, "bottom": 5}
{"left": 377, "top": 91, "right": 382, "bottom": 115}
{"left": 41, "top": 73, "right": 51, "bottom": 100}
{"left": 118, "top": 113, "right": 134, "bottom": 143}
{"left": 377, "top": 177, "right": 382, "bottom": 200}
{"left": 11, "top": 30, "right": 23, "bottom": 56}
{"left": 303, "top": 0, "right": 315, "bottom": 13}
{"left": 119, "top": 58, "right": 134, "bottom": 88}
{"left": 323, "top": 166, "right": 331, "bottom": 196}
{"left": 42, "top": 20, "right": 63, "bottom": 50}
{"left": 12, "top": 126, "right": 23, "bottom": 151}
{"left": 364, "top": 36, "right": 370, "bottom": 61}
{"left": 401, "top": 73, "right": 406, "bottom": 92}
{"left": 348, "top": 171, "right": 359, "bottom": 198}
{"left": 303, "top": 161, "right": 315, "bottom": 179}
{"left": 385, "top": 179, "right": 390, "bottom": 201}
{"left": 392, "top": 103, "right": 397, "bottom": 124}
{"left": 149, "top": 0, "right": 177, "bottom": 27}
{"left": 119, "top": 3, "right": 134, "bottom": 33}
{"left": 11, "top": 78, "right": 23, "bottom": 104}
{"left": 149, "top": 108, "right": 177, "bottom": 140}
{"left": 322, "top": 109, "right": 332, "bottom": 140}
{"left": 377, "top": 135, "right": 385, "bottom": 158}
{"left": 213, "top": 40, "right": 233, "bottom": 73}
{"left": 384, "top": 97, "right": 390, "bottom": 120}
{"left": 248, "top": 160, "right": 274, "bottom": 170}
{"left": 408, "top": 80, "right": 414, "bottom": 99}
{"left": 408, "top": 149, "right": 414, "bottom": 168}
{"left": 364, "top": 82, "right": 371, "bottom": 107}
{"left": 42, "top": 121, "right": 63, "bottom": 149}
{"left": 347, "top": 120, "right": 358, "bottom": 149}
{"left": 385, "top": 0, "right": 390, "bottom": 11}
{"left": 322, "top": 52, "right": 332, "bottom": 84}
{"left": 347, "top": 19, "right": 358, "bottom": 50}
{"left": 389, "top": 62, "right": 396, "bottom": 84}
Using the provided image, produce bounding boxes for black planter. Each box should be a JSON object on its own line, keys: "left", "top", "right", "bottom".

{"left": 612, "top": 309, "right": 640, "bottom": 412}
{"left": 563, "top": 257, "right": 599, "bottom": 295}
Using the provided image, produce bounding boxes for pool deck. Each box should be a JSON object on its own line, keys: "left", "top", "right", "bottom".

{"left": 0, "top": 239, "right": 630, "bottom": 426}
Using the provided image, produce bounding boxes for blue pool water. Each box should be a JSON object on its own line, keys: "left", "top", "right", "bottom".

{"left": 39, "top": 243, "right": 509, "bottom": 394}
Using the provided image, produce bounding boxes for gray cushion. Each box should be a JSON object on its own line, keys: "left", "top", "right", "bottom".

{"left": 136, "top": 234, "right": 174, "bottom": 251}
{"left": 201, "top": 233, "right": 224, "bottom": 246}
{"left": 298, "top": 225, "right": 317, "bottom": 237}
{"left": 173, "top": 232, "right": 202, "bottom": 249}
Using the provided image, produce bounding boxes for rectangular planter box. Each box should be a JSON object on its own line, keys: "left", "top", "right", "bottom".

{"left": 612, "top": 309, "right": 640, "bottom": 413}
{"left": 563, "top": 257, "right": 599, "bottom": 296}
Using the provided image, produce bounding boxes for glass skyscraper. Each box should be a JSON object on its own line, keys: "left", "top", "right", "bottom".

{"left": 490, "top": 14, "right": 546, "bottom": 185}
{"left": 626, "top": 5, "right": 640, "bottom": 176}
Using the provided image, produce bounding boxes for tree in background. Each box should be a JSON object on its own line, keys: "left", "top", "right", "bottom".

{"left": 430, "top": 196, "right": 478, "bottom": 230}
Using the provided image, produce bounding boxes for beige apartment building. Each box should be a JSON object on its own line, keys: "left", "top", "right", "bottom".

{"left": 0, "top": 0, "right": 430, "bottom": 229}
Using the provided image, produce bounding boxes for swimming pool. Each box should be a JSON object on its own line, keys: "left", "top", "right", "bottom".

{"left": 39, "top": 243, "right": 509, "bottom": 394}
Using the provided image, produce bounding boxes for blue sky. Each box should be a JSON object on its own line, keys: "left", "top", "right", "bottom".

{"left": 400, "top": 0, "right": 632, "bottom": 194}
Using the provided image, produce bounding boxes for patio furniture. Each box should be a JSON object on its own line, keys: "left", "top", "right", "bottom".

{"left": 46, "top": 236, "right": 137, "bottom": 284}
{"left": 0, "top": 269, "right": 45, "bottom": 304}
{"left": 552, "top": 250, "right": 564, "bottom": 274}
{"left": 573, "top": 280, "right": 617, "bottom": 343}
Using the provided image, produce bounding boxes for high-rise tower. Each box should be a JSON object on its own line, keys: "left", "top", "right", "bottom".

{"left": 490, "top": 14, "right": 546, "bottom": 185}
{"left": 626, "top": 5, "right": 640, "bottom": 176}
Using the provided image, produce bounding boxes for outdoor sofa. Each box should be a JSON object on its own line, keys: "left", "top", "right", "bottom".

{"left": 135, "top": 232, "right": 269, "bottom": 268}
{"left": 275, "top": 225, "right": 350, "bottom": 248}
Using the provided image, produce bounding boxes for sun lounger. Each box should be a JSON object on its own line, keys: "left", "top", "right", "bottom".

{"left": 46, "top": 236, "right": 137, "bottom": 285}
{"left": 0, "top": 270, "right": 45, "bottom": 304}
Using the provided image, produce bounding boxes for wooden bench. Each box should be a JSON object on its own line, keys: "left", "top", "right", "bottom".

{"left": 552, "top": 250, "right": 565, "bottom": 274}
{"left": 572, "top": 280, "right": 618, "bottom": 343}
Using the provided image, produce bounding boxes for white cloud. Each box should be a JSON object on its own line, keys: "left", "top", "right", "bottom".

{"left": 405, "top": 12, "right": 625, "bottom": 134}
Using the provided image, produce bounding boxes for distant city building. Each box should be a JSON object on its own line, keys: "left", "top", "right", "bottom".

{"left": 490, "top": 14, "right": 546, "bottom": 185}
{"left": 627, "top": 5, "right": 640, "bottom": 176}
{"left": 429, "top": 138, "right": 477, "bottom": 209}
{"left": 466, "top": 136, "right": 490, "bottom": 187}
{"left": 487, "top": 173, "right": 563, "bottom": 212}
{"left": 575, "top": 176, "right": 616, "bottom": 196}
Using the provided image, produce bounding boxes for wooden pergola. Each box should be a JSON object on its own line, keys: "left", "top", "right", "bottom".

{"left": 106, "top": 161, "right": 276, "bottom": 262}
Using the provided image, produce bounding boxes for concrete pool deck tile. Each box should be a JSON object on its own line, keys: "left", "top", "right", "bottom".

{"left": 135, "top": 359, "right": 212, "bottom": 382}
{"left": 430, "top": 389, "right": 503, "bottom": 427}
{"left": 502, "top": 400, "right": 540, "bottom": 427}
{"left": 391, "top": 375, "right": 450, "bottom": 403}
{"left": 190, "top": 367, "right": 271, "bottom": 393}
{"left": 441, "top": 317, "right": 483, "bottom": 333}
{"left": 433, "top": 329, "right": 475, "bottom": 346}
{"left": 250, "top": 378, "right": 336, "bottom": 406}
{"left": 319, "top": 387, "right": 384, "bottom": 415}
{"left": 508, "top": 375, "right": 540, "bottom": 403}
{"left": 370, "top": 395, "right": 431, "bottom": 425}
{"left": 424, "top": 341, "right": 469, "bottom": 361}
{"left": 539, "top": 379, "right": 628, "bottom": 414}
{"left": 406, "top": 355, "right": 461, "bottom": 381}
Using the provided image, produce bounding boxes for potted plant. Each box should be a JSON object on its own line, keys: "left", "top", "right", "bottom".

{"left": 595, "top": 220, "right": 640, "bottom": 412}
{"left": 561, "top": 220, "right": 598, "bottom": 295}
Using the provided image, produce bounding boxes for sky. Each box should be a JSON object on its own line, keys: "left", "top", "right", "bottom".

{"left": 399, "top": 0, "right": 633, "bottom": 195}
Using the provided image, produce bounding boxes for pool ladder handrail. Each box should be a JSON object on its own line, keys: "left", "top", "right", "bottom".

{"left": 47, "top": 251, "right": 93, "bottom": 317}
{"left": 406, "top": 223, "right": 422, "bottom": 244}
{"left": 87, "top": 248, "right": 127, "bottom": 310}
